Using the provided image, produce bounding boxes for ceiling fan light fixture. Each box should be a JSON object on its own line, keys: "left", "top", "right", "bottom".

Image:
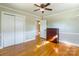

{"left": 40, "top": 8, "right": 45, "bottom": 11}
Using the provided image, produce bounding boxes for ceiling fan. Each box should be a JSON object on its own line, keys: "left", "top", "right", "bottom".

{"left": 34, "top": 3, "right": 52, "bottom": 13}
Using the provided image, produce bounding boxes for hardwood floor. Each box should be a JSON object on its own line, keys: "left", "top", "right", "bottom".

{"left": 0, "top": 39, "right": 79, "bottom": 56}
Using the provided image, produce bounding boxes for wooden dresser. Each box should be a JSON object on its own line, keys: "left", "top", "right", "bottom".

{"left": 47, "top": 28, "right": 59, "bottom": 43}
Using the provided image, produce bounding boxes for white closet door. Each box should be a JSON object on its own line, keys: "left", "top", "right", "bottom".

{"left": 1, "top": 13, "right": 15, "bottom": 47}
{"left": 15, "top": 15, "right": 25, "bottom": 44}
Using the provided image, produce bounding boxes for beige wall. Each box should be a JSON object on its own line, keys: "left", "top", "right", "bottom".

{"left": 47, "top": 8, "right": 79, "bottom": 33}
{"left": 47, "top": 8, "right": 79, "bottom": 45}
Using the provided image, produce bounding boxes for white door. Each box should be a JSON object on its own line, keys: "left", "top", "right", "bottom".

{"left": 1, "top": 12, "right": 15, "bottom": 47}
{"left": 15, "top": 15, "right": 25, "bottom": 44}
{"left": 40, "top": 20, "right": 47, "bottom": 39}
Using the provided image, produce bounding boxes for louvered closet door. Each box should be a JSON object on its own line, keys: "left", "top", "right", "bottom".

{"left": 1, "top": 13, "right": 15, "bottom": 47}
{"left": 15, "top": 15, "right": 25, "bottom": 44}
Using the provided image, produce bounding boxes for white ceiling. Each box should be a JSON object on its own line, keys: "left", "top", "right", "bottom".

{"left": 0, "top": 3, "right": 79, "bottom": 17}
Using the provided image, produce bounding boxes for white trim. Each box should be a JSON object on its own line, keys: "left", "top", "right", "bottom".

{"left": 59, "top": 40, "right": 79, "bottom": 47}
{"left": 59, "top": 32, "right": 79, "bottom": 35}
{"left": 59, "top": 32, "right": 79, "bottom": 47}
{"left": 0, "top": 38, "right": 35, "bottom": 49}
{"left": 24, "top": 38, "right": 35, "bottom": 43}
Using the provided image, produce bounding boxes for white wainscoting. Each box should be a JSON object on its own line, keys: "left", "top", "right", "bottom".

{"left": 0, "top": 31, "right": 35, "bottom": 49}
{"left": 15, "top": 31, "right": 36, "bottom": 44}
{"left": 23, "top": 31, "right": 36, "bottom": 42}
{"left": 59, "top": 32, "right": 79, "bottom": 47}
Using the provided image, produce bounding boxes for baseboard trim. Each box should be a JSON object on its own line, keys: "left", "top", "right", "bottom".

{"left": 24, "top": 38, "right": 35, "bottom": 43}
{"left": 59, "top": 40, "right": 79, "bottom": 47}
{"left": 0, "top": 47, "right": 3, "bottom": 49}
{"left": 0, "top": 38, "right": 35, "bottom": 49}
{"left": 40, "top": 37, "right": 46, "bottom": 40}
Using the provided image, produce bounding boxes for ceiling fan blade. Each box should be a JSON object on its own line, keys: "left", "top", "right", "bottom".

{"left": 45, "top": 8, "right": 52, "bottom": 11}
{"left": 34, "top": 4, "right": 40, "bottom": 7}
{"left": 34, "top": 9, "right": 40, "bottom": 11}
{"left": 45, "top": 3, "right": 50, "bottom": 7}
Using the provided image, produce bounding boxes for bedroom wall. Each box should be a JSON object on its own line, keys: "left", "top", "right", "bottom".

{"left": 0, "top": 6, "right": 39, "bottom": 48}
{"left": 47, "top": 8, "right": 79, "bottom": 46}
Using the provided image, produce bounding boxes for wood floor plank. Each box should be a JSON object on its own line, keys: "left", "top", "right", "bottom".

{"left": 0, "top": 40, "right": 79, "bottom": 56}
